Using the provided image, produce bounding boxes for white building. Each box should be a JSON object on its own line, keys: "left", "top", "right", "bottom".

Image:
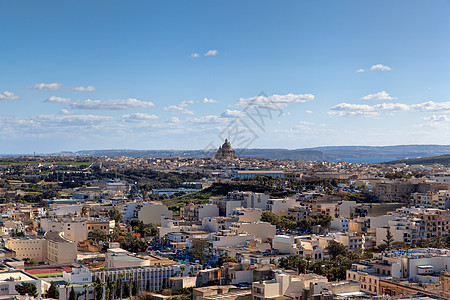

{"left": 211, "top": 231, "right": 255, "bottom": 248}
{"left": 0, "top": 270, "right": 49, "bottom": 298}
{"left": 330, "top": 217, "right": 350, "bottom": 232}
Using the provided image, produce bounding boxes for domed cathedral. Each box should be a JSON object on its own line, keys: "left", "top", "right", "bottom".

{"left": 215, "top": 139, "right": 237, "bottom": 160}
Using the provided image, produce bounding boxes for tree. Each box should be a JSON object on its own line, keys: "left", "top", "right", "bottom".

{"left": 65, "top": 282, "right": 71, "bottom": 300}
{"left": 90, "top": 229, "right": 108, "bottom": 244}
{"left": 261, "top": 211, "right": 280, "bottom": 226}
{"left": 217, "top": 256, "right": 238, "bottom": 267}
{"left": 47, "top": 281, "right": 59, "bottom": 299}
{"left": 191, "top": 238, "right": 211, "bottom": 266}
{"left": 81, "top": 206, "right": 88, "bottom": 217}
{"left": 69, "top": 287, "right": 77, "bottom": 300}
{"left": 119, "top": 273, "right": 125, "bottom": 300}
{"left": 15, "top": 282, "right": 38, "bottom": 298}
{"left": 108, "top": 208, "right": 123, "bottom": 223}
{"left": 326, "top": 240, "right": 347, "bottom": 260}
{"left": 83, "top": 284, "right": 90, "bottom": 300}
{"left": 383, "top": 228, "right": 394, "bottom": 251}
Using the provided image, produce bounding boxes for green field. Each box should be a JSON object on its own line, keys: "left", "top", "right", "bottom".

{"left": 34, "top": 272, "right": 63, "bottom": 277}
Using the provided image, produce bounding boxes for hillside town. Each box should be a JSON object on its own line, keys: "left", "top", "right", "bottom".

{"left": 0, "top": 141, "right": 450, "bottom": 300}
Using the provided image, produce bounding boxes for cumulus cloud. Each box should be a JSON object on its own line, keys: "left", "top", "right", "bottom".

{"left": 187, "top": 115, "right": 224, "bottom": 124}
{"left": 292, "top": 121, "right": 315, "bottom": 131}
{"left": 45, "top": 96, "right": 72, "bottom": 103}
{"left": 328, "top": 102, "right": 410, "bottom": 118}
{"left": 305, "top": 110, "right": 313, "bottom": 114}
{"left": 411, "top": 101, "right": 450, "bottom": 112}
{"left": 361, "top": 91, "right": 397, "bottom": 101}
{"left": 220, "top": 110, "right": 245, "bottom": 118}
{"left": 73, "top": 85, "right": 96, "bottom": 92}
{"left": 235, "top": 93, "right": 315, "bottom": 108}
{"left": 121, "top": 113, "right": 159, "bottom": 121}
{"left": 30, "top": 82, "right": 63, "bottom": 90}
{"left": 356, "top": 64, "right": 391, "bottom": 73}
{"left": 167, "top": 117, "right": 181, "bottom": 123}
{"left": 70, "top": 98, "right": 154, "bottom": 110}
{"left": 60, "top": 109, "right": 73, "bottom": 115}
{"left": 164, "top": 100, "right": 194, "bottom": 114}
{"left": 0, "top": 91, "right": 19, "bottom": 102}
{"left": 418, "top": 115, "right": 450, "bottom": 129}
{"left": 203, "top": 97, "right": 217, "bottom": 104}
{"left": 205, "top": 49, "right": 218, "bottom": 56}
{"left": 370, "top": 64, "right": 391, "bottom": 71}
{"left": 191, "top": 53, "right": 200, "bottom": 58}
{"left": 33, "top": 114, "right": 113, "bottom": 124}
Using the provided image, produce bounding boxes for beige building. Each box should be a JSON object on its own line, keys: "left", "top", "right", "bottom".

{"left": 45, "top": 231, "right": 77, "bottom": 264}
{"left": 4, "top": 236, "right": 47, "bottom": 261}
{"left": 105, "top": 247, "right": 150, "bottom": 269}
{"left": 40, "top": 218, "right": 88, "bottom": 242}
{"left": 4, "top": 232, "right": 77, "bottom": 264}
{"left": 86, "top": 219, "right": 115, "bottom": 235}
{"left": 229, "top": 221, "right": 276, "bottom": 242}
{"left": 252, "top": 273, "right": 328, "bottom": 300}
{"left": 135, "top": 202, "right": 173, "bottom": 225}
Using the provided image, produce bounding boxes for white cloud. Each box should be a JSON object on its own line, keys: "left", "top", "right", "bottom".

{"left": 205, "top": 49, "right": 218, "bottom": 56}
{"left": 191, "top": 53, "right": 200, "bottom": 58}
{"left": 370, "top": 64, "right": 391, "bottom": 71}
{"left": 167, "top": 117, "right": 181, "bottom": 123}
{"left": 0, "top": 91, "right": 19, "bottom": 102}
{"left": 305, "top": 110, "right": 313, "bottom": 114}
{"left": 70, "top": 98, "right": 154, "bottom": 110}
{"left": 73, "top": 85, "right": 96, "bottom": 92}
{"left": 292, "top": 121, "right": 315, "bottom": 131}
{"left": 418, "top": 115, "right": 450, "bottom": 129}
{"left": 33, "top": 114, "right": 113, "bottom": 124}
{"left": 45, "top": 96, "right": 72, "bottom": 103}
{"left": 220, "top": 109, "right": 245, "bottom": 118}
{"left": 203, "top": 97, "right": 217, "bottom": 104}
{"left": 422, "top": 115, "right": 450, "bottom": 122}
{"left": 187, "top": 115, "right": 224, "bottom": 124}
{"left": 30, "top": 82, "right": 63, "bottom": 90}
{"left": 411, "top": 101, "right": 450, "bottom": 112}
{"left": 235, "top": 93, "right": 315, "bottom": 108}
{"left": 328, "top": 102, "right": 410, "bottom": 118}
{"left": 164, "top": 105, "right": 183, "bottom": 112}
{"left": 355, "top": 69, "right": 366, "bottom": 73}
{"left": 361, "top": 91, "right": 397, "bottom": 101}
{"left": 121, "top": 113, "right": 159, "bottom": 121}
{"left": 60, "top": 109, "right": 72, "bottom": 115}
{"left": 164, "top": 100, "right": 194, "bottom": 114}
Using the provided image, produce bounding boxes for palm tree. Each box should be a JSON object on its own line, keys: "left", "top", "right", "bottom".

{"left": 138, "top": 274, "right": 142, "bottom": 295}
{"left": 65, "top": 282, "right": 71, "bottom": 300}
{"left": 92, "top": 282, "right": 98, "bottom": 300}
{"left": 119, "top": 274, "right": 124, "bottom": 300}
{"left": 83, "top": 284, "right": 90, "bottom": 300}
{"left": 81, "top": 206, "right": 88, "bottom": 217}
{"left": 129, "top": 273, "right": 133, "bottom": 299}
{"left": 98, "top": 281, "right": 106, "bottom": 300}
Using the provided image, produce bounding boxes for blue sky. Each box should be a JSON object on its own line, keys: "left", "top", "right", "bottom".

{"left": 1, "top": 0, "right": 450, "bottom": 154}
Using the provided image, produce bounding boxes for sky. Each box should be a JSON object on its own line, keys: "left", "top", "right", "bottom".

{"left": 1, "top": 0, "right": 450, "bottom": 154}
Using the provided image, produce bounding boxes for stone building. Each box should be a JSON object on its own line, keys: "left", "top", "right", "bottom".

{"left": 215, "top": 139, "right": 236, "bottom": 160}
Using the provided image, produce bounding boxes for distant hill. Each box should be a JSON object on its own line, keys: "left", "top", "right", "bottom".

{"left": 51, "top": 144, "right": 450, "bottom": 163}
{"left": 306, "top": 145, "right": 450, "bottom": 160}
{"left": 66, "top": 148, "right": 333, "bottom": 161}
{"left": 385, "top": 154, "right": 450, "bottom": 166}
